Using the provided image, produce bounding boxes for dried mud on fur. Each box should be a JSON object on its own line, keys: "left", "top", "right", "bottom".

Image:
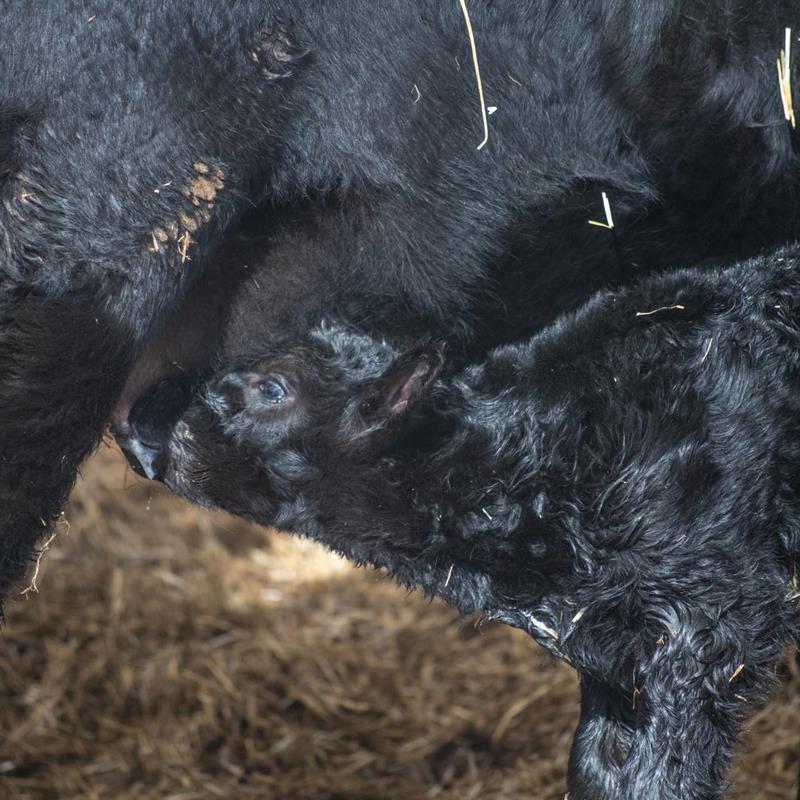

{"left": 149, "top": 162, "right": 224, "bottom": 264}
{"left": 1, "top": 448, "right": 799, "bottom": 799}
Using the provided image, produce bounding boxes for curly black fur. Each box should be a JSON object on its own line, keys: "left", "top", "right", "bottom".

{"left": 136, "top": 245, "right": 800, "bottom": 799}
{"left": 3, "top": 0, "right": 800, "bottom": 610}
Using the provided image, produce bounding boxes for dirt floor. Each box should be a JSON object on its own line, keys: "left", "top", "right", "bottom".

{"left": 1, "top": 447, "right": 799, "bottom": 799}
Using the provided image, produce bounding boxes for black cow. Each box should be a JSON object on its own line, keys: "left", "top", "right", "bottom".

{"left": 1, "top": 0, "right": 799, "bottom": 696}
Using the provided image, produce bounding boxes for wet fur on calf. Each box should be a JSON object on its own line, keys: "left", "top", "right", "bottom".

{"left": 154, "top": 246, "right": 800, "bottom": 799}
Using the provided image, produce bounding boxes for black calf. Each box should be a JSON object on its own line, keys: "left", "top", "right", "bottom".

{"left": 129, "top": 246, "right": 800, "bottom": 799}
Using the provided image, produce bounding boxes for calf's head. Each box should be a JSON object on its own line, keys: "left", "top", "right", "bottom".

{"left": 117, "top": 325, "right": 444, "bottom": 525}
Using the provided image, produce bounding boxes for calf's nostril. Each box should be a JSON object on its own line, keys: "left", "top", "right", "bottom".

{"left": 117, "top": 434, "right": 165, "bottom": 482}
{"left": 114, "top": 375, "right": 199, "bottom": 482}
{"left": 132, "top": 419, "right": 166, "bottom": 449}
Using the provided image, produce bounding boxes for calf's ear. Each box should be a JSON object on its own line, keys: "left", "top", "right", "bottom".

{"left": 365, "top": 345, "right": 444, "bottom": 420}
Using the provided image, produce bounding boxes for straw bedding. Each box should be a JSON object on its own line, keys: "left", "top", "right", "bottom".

{"left": 1, "top": 447, "right": 799, "bottom": 799}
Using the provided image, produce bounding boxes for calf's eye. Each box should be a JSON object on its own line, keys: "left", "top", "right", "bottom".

{"left": 259, "top": 378, "right": 287, "bottom": 404}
